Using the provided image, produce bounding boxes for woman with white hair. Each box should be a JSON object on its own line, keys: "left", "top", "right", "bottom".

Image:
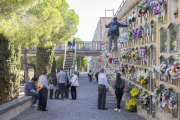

{"left": 70, "top": 71, "right": 79, "bottom": 100}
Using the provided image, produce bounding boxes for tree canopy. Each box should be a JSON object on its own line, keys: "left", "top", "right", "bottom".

{"left": 0, "top": 0, "right": 79, "bottom": 47}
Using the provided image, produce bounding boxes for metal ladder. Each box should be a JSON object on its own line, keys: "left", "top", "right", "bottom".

{"left": 63, "top": 43, "right": 76, "bottom": 75}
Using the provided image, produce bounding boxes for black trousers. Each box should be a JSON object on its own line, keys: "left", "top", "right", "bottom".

{"left": 65, "top": 87, "right": 69, "bottom": 99}
{"left": 50, "top": 89, "right": 53, "bottom": 99}
{"left": 89, "top": 76, "right": 92, "bottom": 82}
{"left": 97, "top": 84, "right": 106, "bottom": 109}
{"left": 38, "top": 87, "right": 48, "bottom": 110}
{"left": 59, "top": 83, "right": 65, "bottom": 98}
{"left": 71, "top": 86, "right": 76, "bottom": 99}
{"left": 115, "top": 88, "right": 124, "bottom": 109}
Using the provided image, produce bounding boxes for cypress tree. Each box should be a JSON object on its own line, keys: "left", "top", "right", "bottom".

{"left": 0, "top": 34, "right": 20, "bottom": 104}
{"left": 36, "top": 46, "right": 55, "bottom": 77}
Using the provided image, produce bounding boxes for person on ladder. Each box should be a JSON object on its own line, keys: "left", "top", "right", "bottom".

{"left": 105, "top": 17, "right": 128, "bottom": 53}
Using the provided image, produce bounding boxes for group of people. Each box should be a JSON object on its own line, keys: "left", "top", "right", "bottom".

{"left": 68, "top": 38, "right": 76, "bottom": 51}
{"left": 97, "top": 68, "right": 125, "bottom": 112}
{"left": 24, "top": 68, "right": 79, "bottom": 111}
{"left": 88, "top": 70, "right": 99, "bottom": 83}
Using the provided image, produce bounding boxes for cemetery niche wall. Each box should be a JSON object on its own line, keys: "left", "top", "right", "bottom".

{"left": 97, "top": 0, "right": 180, "bottom": 120}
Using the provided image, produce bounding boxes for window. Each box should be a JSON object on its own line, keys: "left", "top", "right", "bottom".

{"left": 151, "top": 21, "right": 157, "bottom": 42}
{"left": 169, "top": 24, "right": 178, "bottom": 52}
{"left": 160, "top": 28, "right": 167, "bottom": 52}
{"left": 169, "top": 88, "right": 178, "bottom": 118}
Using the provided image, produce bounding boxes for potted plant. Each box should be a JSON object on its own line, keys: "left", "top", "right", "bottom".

{"left": 174, "top": 7, "right": 178, "bottom": 19}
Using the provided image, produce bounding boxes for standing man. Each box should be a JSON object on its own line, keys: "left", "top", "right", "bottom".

{"left": 68, "top": 41, "right": 72, "bottom": 51}
{"left": 24, "top": 77, "right": 39, "bottom": 106}
{"left": 105, "top": 17, "right": 128, "bottom": 53}
{"left": 97, "top": 68, "right": 109, "bottom": 110}
{"left": 72, "top": 38, "right": 75, "bottom": 50}
{"left": 37, "top": 69, "right": 49, "bottom": 111}
{"left": 57, "top": 67, "right": 66, "bottom": 99}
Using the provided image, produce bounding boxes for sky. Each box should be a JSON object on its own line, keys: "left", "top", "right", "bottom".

{"left": 66, "top": 0, "right": 123, "bottom": 41}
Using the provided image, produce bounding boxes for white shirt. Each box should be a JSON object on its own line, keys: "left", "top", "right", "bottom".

{"left": 38, "top": 75, "right": 48, "bottom": 89}
{"left": 98, "top": 73, "right": 108, "bottom": 88}
{"left": 71, "top": 75, "right": 79, "bottom": 86}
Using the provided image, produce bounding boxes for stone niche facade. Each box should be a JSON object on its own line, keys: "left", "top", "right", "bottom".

{"left": 115, "top": 0, "right": 180, "bottom": 120}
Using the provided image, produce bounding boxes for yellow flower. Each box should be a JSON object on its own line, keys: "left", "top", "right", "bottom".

{"left": 130, "top": 88, "right": 139, "bottom": 97}
{"left": 137, "top": 79, "right": 141, "bottom": 83}
{"left": 128, "top": 72, "right": 130, "bottom": 74}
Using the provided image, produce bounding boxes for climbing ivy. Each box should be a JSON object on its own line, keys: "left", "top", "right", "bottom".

{"left": 0, "top": 34, "right": 20, "bottom": 104}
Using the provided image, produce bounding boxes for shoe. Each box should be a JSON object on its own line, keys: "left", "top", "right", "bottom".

{"left": 98, "top": 107, "right": 101, "bottom": 109}
{"left": 60, "top": 98, "right": 64, "bottom": 100}
{"left": 118, "top": 109, "right": 121, "bottom": 112}
{"left": 32, "top": 104, "right": 38, "bottom": 107}
{"left": 114, "top": 108, "right": 119, "bottom": 112}
{"left": 41, "top": 109, "right": 49, "bottom": 111}
{"left": 70, "top": 99, "right": 75, "bottom": 100}
{"left": 101, "top": 108, "right": 108, "bottom": 110}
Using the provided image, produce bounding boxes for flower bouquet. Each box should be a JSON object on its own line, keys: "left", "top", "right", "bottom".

{"left": 139, "top": 92, "right": 149, "bottom": 106}
{"left": 130, "top": 87, "right": 139, "bottom": 98}
{"left": 151, "top": 65, "right": 160, "bottom": 73}
{"left": 127, "top": 30, "right": 133, "bottom": 40}
{"left": 152, "top": 2, "right": 161, "bottom": 17}
{"left": 124, "top": 85, "right": 132, "bottom": 95}
{"left": 133, "top": 29, "right": 142, "bottom": 39}
{"left": 139, "top": 47, "right": 147, "bottom": 60}
{"left": 168, "top": 93, "right": 177, "bottom": 110}
{"left": 159, "top": 62, "right": 167, "bottom": 75}
{"left": 137, "top": 1, "right": 148, "bottom": 17}
{"left": 136, "top": 69, "right": 148, "bottom": 85}
{"left": 160, "top": 89, "right": 168, "bottom": 108}
{"left": 125, "top": 99, "right": 137, "bottom": 112}
{"left": 152, "top": 87, "right": 161, "bottom": 104}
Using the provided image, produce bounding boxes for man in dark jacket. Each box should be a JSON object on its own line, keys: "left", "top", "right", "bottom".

{"left": 105, "top": 17, "right": 128, "bottom": 52}
{"left": 68, "top": 41, "right": 72, "bottom": 51}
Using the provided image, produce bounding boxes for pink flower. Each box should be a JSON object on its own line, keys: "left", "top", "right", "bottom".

{"left": 162, "top": 98, "right": 166, "bottom": 102}
{"left": 169, "top": 103, "right": 172, "bottom": 107}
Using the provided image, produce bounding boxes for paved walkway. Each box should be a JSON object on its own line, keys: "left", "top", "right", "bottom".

{"left": 13, "top": 73, "right": 145, "bottom": 120}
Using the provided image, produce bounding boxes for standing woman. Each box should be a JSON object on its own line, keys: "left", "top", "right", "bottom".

{"left": 49, "top": 73, "right": 57, "bottom": 99}
{"left": 71, "top": 71, "right": 79, "bottom": 100}
{"left": 114, "top": 73, "right": 125, "bottom": 112}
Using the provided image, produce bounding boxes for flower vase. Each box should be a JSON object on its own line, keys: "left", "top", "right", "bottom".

{"left": 141, "top": 103, "right": 144, "bottom": 109}
{"left": 146, "top": 107, "right": 150, "bottom": 114}
{"left": 152, "top": 111, "right": 155, "bottom": 118}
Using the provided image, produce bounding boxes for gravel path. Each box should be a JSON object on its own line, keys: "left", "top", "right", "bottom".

{"left": 13, "top": 73, "right": 145, "bottom": 120}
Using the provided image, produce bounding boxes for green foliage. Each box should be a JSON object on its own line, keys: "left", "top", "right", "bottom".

{"left": 55, "top": 57, "right": 64, "bottom": 71}
{"left": 36, "top": 46, "right": 55, "bottom": 77}
{"left": 0, "top": 0, "right": 79, "bottom": 48}
{"left": 173, "top": 7, "right": 178, "bottom": 15}
{"left": 0, "top": 34, "right": 20, "bottom": 104}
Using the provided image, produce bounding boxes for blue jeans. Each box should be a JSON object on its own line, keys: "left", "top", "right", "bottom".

{"left": 68, "top": 46, "right": 71, "bottom": 50}
{"left": 26, "top": 92, "right": 39, "bottom": 104}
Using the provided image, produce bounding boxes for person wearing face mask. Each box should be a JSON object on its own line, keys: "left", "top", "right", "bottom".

{"left": 24, "top": 77, "right": 39, "bottom": 107}
{"left": 37, "top": 69, "right": 49, "bottom": 111}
